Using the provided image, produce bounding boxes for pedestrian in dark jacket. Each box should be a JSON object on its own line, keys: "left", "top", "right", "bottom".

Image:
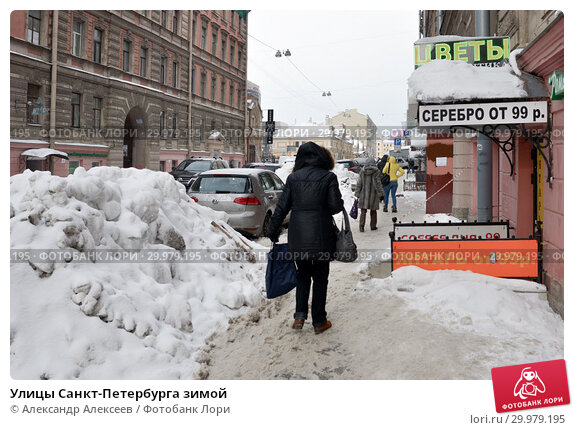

{"left": 376, "top": 154, "right": 388, "bottom": 171}
{"left": 268, "top": 141, "right": 344, "bottom": 334}
{"left": 354, "top": 157, "right": 384, "bottom": 232}
{"left": 377, "top": 154, "right": 389, "bottom": 202}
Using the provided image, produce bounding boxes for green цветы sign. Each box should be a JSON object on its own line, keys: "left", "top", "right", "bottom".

{"left": 414, "top": 37, "right": 510, "bottom": 68}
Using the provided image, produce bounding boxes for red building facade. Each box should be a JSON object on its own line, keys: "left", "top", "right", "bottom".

{"left": 10, "top": 10, "right": 249, "bottom": 176}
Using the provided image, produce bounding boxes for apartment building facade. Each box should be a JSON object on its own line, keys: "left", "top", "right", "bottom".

{"left": 10, "top": 10, "right": 248, "bottom": 175}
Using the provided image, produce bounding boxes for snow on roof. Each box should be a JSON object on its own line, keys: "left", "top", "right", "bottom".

{"left": 415, "top": 35, "right": 484, "bottom": 44}
{"left": 21, "top": 148, "right": 69, "bottom": 159}
{"left": 509, "top": 48, "right": 524, "bottom": 76}
{"left": 408, "top": 60, "right": 527, "bottom": 103}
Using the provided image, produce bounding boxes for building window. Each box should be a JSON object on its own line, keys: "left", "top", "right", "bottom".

{"left": 172, "top": 61, "right": 178, "bottom": 87}
{"left": 212, "top": 30, "right": 218, "bottom": 55}
{"left": 159, "top": 160, "right": 165, "bottom": 171}
{"left": 229, "top": 84, "right": 234, "bottom": 107}
{"left": 92, "top": 161, "right": 100, "bottom": 168}
{"left": 69, "top": 160, "right": 80, "bottom": 175}
{"left": 201, "top": 25, "right": 207, "bottom": 50}
{"left": 211, "top": 77, "right": 216, "bottom": 101}
{"left": 26, "top": 84, "right": 40, "bottom": 124}
{"left": 71, "top": 92, "right": 81, "bottom": 128}
{"left": 122, "top": 39, "right": 132, "bottom": 72}
{"left": 230, "top": 42, "right": 235, "bottom": 66}
{"left": 139, "top": 46, "right": 148, "bottom": 77}
{"left": 171, "top": 114, "right": 177, "bottom": 137}
{"left": 172, "top": 160, "right": 177, "bottom": 170}
{"left": 238, "top": 48, "right": 242, "bottom": 69}
{"left": 191, "top": 67, "right": 196, "bottom": 93}
{"left": 27, "top": 11, "right": 41, "bottom": 45}
{"left": 160, "top": 57, "right": 167, "bottom": 84}
{"left": 200, "top": 72, "right": 206, "bottom": 98}
{"left": 93, "top": 97, "right": 102, "bottom": 129}
{"left": 93, "top": 28, "right": 103, "bottom": 63}
{"left": 161, "top": 11, "right": 167, "bottom": 27}
{"left": 221, "top": 37, "right": 227, "bottom": 61}
{"left": 230, "top": 11, "right": 235, "bottom": 28}
{"left": 172, "top": 10, "right": 179, "bottom": 34}
{"left": 220, "top": 80, "right": 225, "bottom": 103}
{"left": 72, "top": 19, "right": 83, "bottom": 57}
{"left": 159, "top": 110, "right": 166, "bottom": 138}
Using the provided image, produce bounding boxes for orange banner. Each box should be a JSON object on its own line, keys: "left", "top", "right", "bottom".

{"left": 392, "top": 239, "right": 539, "bottom": 278}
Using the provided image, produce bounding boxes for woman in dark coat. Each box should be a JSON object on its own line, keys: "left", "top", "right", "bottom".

{"left": 268, "top": 141, "right": 344, "bottom": 334}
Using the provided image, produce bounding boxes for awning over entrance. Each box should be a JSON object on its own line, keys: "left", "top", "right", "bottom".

{"left": 21, "top": 148, "right": 69, "bottom": 160}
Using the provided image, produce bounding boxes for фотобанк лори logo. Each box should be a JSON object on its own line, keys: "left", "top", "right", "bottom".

{"left": 491, "top": 359, "right": 570, "bottom": 413}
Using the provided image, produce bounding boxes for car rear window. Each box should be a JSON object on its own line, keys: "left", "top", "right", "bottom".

{"left": 191, "top": 176, "right": 252, "bottom": 193}
{"left": 176, "top": 160, "right": 213, "bottom": 173}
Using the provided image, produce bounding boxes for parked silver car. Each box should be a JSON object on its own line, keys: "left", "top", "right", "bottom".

{"left": 188, "top": 168, "right": 288, "bottom": 237}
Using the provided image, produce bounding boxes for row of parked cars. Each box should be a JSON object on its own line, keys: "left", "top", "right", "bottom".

{"left": 170, "top": 157, "right": 286, "bottom": 238}
{"left": 171, "top": 155, "right": 412, "bottom": 238}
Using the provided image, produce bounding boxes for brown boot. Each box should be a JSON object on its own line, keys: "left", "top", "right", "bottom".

{"left": 392, "top": 206, "right": 397, "bottom": 213}
{"left": 292, "top": 318, "right": 305, "bottom": 329}
{"left": 314, "top": 320, "right": 332, "bottom": 334}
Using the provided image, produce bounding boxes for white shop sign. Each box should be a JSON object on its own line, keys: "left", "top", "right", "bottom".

{"left": 419, "top": 101, "right": 548, "bottom": 126}
{"left": 393, "top": 222, "right": 509, "bottom": 241}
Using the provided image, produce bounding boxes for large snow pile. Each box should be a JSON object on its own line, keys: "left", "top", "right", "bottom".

{"left": 408, "top": 60, "right": 527, "bottom": 103}
{"left": 10, "top": 167, "right": 265, "bottom": 379}
{"left": 372, "top": 266, "right": 563, "bottom": 360}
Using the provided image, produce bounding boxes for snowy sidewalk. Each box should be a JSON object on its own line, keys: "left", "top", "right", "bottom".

{"left": 204, "top": 181, "right": 563, "bottom": 380}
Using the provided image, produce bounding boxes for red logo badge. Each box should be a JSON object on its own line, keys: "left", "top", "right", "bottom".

{"left": 491, "top": 359, "right": 570, "bottom": 413}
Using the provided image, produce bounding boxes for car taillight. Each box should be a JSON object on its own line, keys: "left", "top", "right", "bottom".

{"left": 190, "top": 196, "right": 198, "bottom": 202}
{"left": 233, "top": 196, "right": 261, "bottom": 205}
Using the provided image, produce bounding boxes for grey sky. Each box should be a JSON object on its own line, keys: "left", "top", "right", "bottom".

{"left": 247, "top": 10, "right": 420, "bottom": 127}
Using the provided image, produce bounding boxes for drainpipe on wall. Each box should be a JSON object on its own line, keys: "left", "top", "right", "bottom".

{"left": 243, "top": 14, "right": 250, "bottom": 165}
{"left": 436, "top": 10, "right": 443, "bottom": 35}
{"left": 475, "top": 10, "right": 492, "bottom": 221}
{"left": 187, "top": 10, "right": 194, "bottom": 157}
{"left": 49, "top": 10, "right": 59, "bottom": 174}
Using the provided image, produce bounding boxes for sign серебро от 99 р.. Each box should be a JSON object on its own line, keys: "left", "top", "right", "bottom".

{"left": 418, "top": 101, "right": 548, "bottom": 127}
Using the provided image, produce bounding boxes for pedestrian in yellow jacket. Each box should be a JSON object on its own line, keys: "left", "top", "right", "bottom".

{"left": 382, "top": 156, "right": 405, "bottom": 212}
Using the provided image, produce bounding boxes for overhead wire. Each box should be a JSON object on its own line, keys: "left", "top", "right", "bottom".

{"left": 249, "top": 32, "right": 341, "bottom": 112}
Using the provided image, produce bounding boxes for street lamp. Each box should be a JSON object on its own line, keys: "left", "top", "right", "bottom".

{"left": 275, "top": 49, "right": 291, "bottom": 57}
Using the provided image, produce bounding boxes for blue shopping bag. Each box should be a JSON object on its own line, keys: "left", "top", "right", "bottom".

{"left": 265, "top": 243, "right": 297, "bottom": 299}
{"left": 349, "top": 198, "right": 358, "bottom": 219}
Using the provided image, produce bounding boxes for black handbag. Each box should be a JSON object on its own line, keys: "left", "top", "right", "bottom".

{"left": 381, "top": 172, "right": 390, "bottom": 186}
{"left": 335, "top": 208, "right": 358, "bottom": 262}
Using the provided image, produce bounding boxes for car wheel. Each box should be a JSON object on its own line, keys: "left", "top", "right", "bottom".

{"left": 261, "top": 212, "right": 271, "bottom": 238}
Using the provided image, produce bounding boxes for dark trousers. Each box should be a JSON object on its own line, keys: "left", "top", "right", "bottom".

{"left": 359, "top": 208, "right": 377, "bottom": 230}
{"left": 293, "top": 260, "right": 330, "bottom": 327}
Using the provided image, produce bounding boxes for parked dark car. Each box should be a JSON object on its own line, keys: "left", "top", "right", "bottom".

{"left": 170, "top": 157, "right": 229, "bottom": 189}
{"left": 188, "top": 168, "right": 289, "bottom": 237}
{"left": 244, "top": 162, "right": 282, "bottom": 172}
{"left": 336, "top": 159, "right": 362, "bottom": 173}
